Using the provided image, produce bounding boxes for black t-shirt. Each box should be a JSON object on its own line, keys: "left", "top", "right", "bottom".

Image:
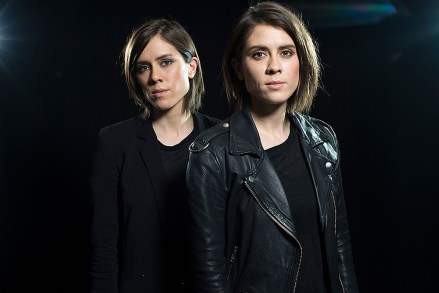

{"left": 265, "top": 124, "right": 329, "bottom": 293}
{"left": 157, "top": 121, "right": 198, "bottom": 292}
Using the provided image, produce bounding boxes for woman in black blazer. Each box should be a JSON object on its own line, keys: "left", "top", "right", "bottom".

{"left": 89, "top": 18, "right": 219, "bottom": 293}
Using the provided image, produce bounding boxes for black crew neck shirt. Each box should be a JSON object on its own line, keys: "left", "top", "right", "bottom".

{"left": 265, "top": 124, "right": 329, "bottom": 293}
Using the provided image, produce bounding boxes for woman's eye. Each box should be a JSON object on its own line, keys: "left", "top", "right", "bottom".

{"left": 161, "top": 59, "right": 172, "bottom": 67}
{"left": 136, "top": 64, "right": 150, "bottom": 73}
{"left": 251, "top": 51, "right": 266, "bottom": 60}
{"left": 281, "top": 50, "right": 294, "bottom": 57}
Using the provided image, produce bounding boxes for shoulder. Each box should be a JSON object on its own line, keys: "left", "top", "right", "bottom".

{"left": 292, "top": 113, "right": 338, "bottom": 147}
{"left": 292, "top": 113, "right": 341, "bottom": 163}
{"left": 97, "top": 116, "right": 140, "bottom": 144}
{"left": 189, "top": 119, "right": 230, "bottom": 153}
{"left": 99, "top": 116, "right": 138, "bottom": 133}
{"left": 194, "top": 112, "right": 222, "bottom": 131}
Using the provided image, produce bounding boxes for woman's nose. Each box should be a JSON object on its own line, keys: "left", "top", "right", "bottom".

{"left": 266, "top": 57, "right": 282, "bottom": 74}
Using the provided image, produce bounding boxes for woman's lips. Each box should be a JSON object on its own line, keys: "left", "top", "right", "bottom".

{"left": 151, "top": 89, "right": 169, "bottom": 97}
{"left": 266, "top": 81, "right": 285, "bottom": 90}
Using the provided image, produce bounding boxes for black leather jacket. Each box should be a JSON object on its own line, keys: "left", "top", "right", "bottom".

{"left": 186, "top": 110, "right": 359, "bottom": 293}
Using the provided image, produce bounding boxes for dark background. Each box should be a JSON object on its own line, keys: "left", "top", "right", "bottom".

{"left": 1, "top": 0, "right": 438, "bottom": 292}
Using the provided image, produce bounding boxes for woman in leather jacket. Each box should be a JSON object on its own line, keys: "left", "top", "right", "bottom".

{"left": 186, "top": 2, "right": 359, "bottom": 292}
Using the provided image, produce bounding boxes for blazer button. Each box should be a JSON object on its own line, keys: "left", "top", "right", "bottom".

{"left": 223, "top": 122, "right": 229, "bottom": 128}
{"left": 248, "top": 176, "right": 254, "bottom": 182}
{"left": 325, "top": 162, "right": 332, "bottom": 168}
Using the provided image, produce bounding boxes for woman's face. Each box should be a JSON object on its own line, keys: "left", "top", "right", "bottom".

{"left": 136, "top": 35, "right": 197, "bottom": 114}
{"left": 234, "top": 24, "right": 300, "bottom": 110}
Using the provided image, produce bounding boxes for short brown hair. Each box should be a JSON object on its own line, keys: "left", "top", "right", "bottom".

{"left": 122, "top": 18, "right": 204, "bottom": 118}
{"left": 222, "top": 1, "right": 321, "bottom": 114}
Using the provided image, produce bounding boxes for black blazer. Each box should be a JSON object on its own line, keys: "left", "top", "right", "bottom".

{"left": 89, "top": 113, "right": 220, "bottom": 293}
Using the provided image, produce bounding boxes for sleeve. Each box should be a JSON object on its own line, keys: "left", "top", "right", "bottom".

{"left": 186, "top": 148, "right": 229, "bottom": 293}
{"left": 334, "top": 145, "right": 359, "bottom": 292}
{"left": 89, "top": 128, "right": 120, "bottom": 293}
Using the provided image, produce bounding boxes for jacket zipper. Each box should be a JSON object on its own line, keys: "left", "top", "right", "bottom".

{"left": 330, "top": 187, "right": 346, "bottom": 293}
{"left": 226, "top": 245, "right": 239, "bottom": 280}
{"left": 244, "top": 181, "right": 302, "bottom": 293}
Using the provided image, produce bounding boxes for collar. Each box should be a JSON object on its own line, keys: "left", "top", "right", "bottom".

{"left": 136, "top": 112, "right": 208, "bottom": 141}
{"left": 292, "top": 112, "right": 338, "bottom": 163}
{"left": 291, "top": 112, "right": 331, "bottom": 148}
{"left": 229, "top": 109, "right": 331, "bottom": 157}
{"left": 229, "top": 109, "right": 264, "bottom": 157}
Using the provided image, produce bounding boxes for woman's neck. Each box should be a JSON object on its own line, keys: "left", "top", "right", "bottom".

{"left": 249, "top": 103, "right": 290, "bottom": 150}
{"left": 151, "top": 108, "right": 194, "bottom": 146}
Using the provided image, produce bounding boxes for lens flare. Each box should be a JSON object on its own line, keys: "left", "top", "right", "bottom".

{"left": 293, "top": 1, "right": 398, "bottom": 28}
{"left": 0, "top": 0, "right": 26, "bottom": 85}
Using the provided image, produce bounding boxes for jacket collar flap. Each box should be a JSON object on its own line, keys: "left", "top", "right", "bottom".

{"left": 245, "top": 157, "right": 298, "bottom": 237}
{"left": 292, "top": 113, "right": 338, "bottom": 163}
{"left": 229, "top": 110, "right": 263, "bottom": 157}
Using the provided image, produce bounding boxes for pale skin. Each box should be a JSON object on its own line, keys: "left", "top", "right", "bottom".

{"left": 233, "top": 24, "right": 300, "bottom": 149}
{"left": 136, "top": 35, "right": 198, "bottom": 146}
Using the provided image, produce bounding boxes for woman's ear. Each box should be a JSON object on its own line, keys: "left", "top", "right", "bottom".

{"left": 232, "top": 58, "right": 244, "bottom": 80}
{"left": 188, "top": 57, "right": 198, "bottom": 79}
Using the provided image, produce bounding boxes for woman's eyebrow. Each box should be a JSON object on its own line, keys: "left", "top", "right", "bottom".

{"left": 137, "top": 53, "right": 174, "bottom": 63}
{"left": 246, "top": 44, "right": 296, "bottom": 51}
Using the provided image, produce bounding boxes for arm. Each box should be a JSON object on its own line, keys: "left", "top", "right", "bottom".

{"left": 334, "top": 161, "right": 359, "bottom": 293}
{"left": 319, "top": 120, "right": 359, "bottom": 292}
{"left": 186, "top": 148, "right": 228, "bottom": 293}
{"left": 89, "top": 128, "right": 119, "bottom": 293}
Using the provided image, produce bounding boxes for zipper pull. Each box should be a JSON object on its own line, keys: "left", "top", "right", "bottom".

{"left": 226, "top": 245, "right": 239, "bottom": 279}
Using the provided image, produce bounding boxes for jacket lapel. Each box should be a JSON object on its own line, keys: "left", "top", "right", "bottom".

{"left": 244, "top": 156, "right": 299, "bottom": 237}
{"left": 231, "top": 110, "right": 299, "bottom": 237}
{"left": 136, "top": 117, "right": 169, "bottom": 233}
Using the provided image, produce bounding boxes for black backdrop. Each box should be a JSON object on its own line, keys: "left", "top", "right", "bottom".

{"left": 1, "top": 0, "right": 438, "bottom": 292}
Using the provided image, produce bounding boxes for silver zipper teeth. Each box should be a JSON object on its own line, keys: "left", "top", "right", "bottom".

{"left": 244, "top": 181, "right": 302, "bottom": 293}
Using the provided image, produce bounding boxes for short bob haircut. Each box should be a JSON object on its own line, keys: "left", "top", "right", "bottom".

{"left": 222, "top": 1, "right": 321, "bottom": 114}
{"left": 122, "top": 18, "right": 204, "bottom": 118}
